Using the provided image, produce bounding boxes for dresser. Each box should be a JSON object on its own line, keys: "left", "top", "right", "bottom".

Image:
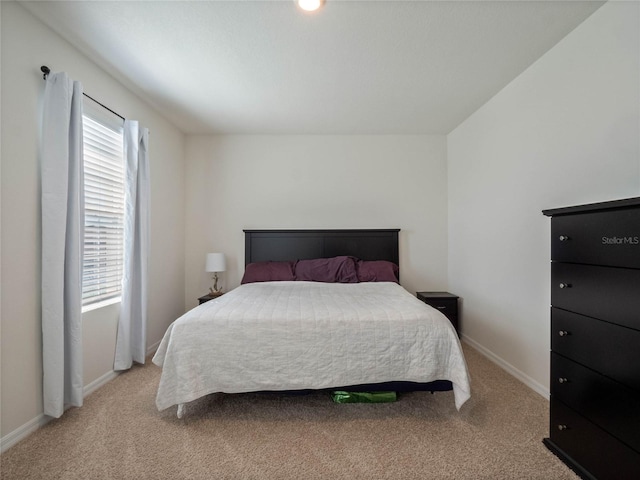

{"left": 542, "top": 197, "right": 640, "bottom": 480}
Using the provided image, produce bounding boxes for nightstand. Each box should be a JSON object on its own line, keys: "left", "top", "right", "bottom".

{"left": 198, "top": 292, "right": 224, "bottom": 305}
{"left": 416, "top": 291, "right": 459, "bottom": 336}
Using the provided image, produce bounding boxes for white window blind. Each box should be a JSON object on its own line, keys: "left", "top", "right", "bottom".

{"left": 82, "top": 113, "right": 125, "bottom": 307}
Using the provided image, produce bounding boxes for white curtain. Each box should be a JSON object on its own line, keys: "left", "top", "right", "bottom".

{"left": 41, "top": 72, "right": 85, "bottom": 418}
{"left": 114, "top": 120, "right": 150, "bottom": 370}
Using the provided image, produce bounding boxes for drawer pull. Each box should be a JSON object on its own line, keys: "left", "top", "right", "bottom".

{"left": 436, "top": 306, "right": 447, "bottom": 310}
{"left": 558, "top": 330, "right": 570, "bottom": 337}
{"left": 557, "top": 424, "right": 568, "bottom": 431}
{"left": 559, "top": 235, "right": 570, "bottom": 242}
{"left": 558, "top": 377, "right": 568, "bottom": 384}
{"left": 559, "top": 283, "right": 571, "bottom": 289}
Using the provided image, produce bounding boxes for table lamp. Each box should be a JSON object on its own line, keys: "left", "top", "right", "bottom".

{"left": 205, "top": 253, "right": 226, "bottom": 295}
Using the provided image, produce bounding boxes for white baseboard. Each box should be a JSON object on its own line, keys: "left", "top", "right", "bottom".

{"left": 147, "top": 340, "right": 160, "bottom": 357}
{"left": 81, "top": 341, "right": 160, "bottom": 399}
{"left": 1, "top": 369, "right": 121, "bottom": 454}
{"left": 461, "top": 334, "right": 550, "bottom": 400}
{"left": 0, "top": 413, "right": 50, "bottom": 454}
{"left": 83, "top": 370, "right": 120, "bottom": 397}
{"left": 2, "top": 341, "right": 163, "bottom": 454}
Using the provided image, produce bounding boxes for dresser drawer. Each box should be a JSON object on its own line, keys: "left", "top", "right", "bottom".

{"left": 551, "top": 209, "right": 640, "bottom": 268}
{"left": 549, "top": 400, "right": 640, "bottom": 480}
{"left": 552, "top": 308, "right": 640, "bottom": 391}
{"left": 551, "top": 353, "right": 640, "bottom": 452}
{"left": 552, "top": 262, "right": 640, "bottom": 330}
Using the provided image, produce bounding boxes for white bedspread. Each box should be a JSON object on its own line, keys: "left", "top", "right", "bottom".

{"left": 152, "top": 281, "right": 471, "bottom": 411}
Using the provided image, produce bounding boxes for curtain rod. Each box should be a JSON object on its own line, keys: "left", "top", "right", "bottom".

{"left": 40, "top": 66, "right": 125, "bottom": 121}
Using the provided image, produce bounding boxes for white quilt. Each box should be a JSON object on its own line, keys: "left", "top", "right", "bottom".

{"left": 152, "top": 281, "right": 471, "bottom": 411}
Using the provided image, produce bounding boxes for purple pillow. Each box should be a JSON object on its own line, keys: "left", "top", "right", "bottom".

{"left": 241, "top": 261, "right": 296, "bottom": 284}
{"left": 295, "top": 256, "right": 358, "bottom": 283}
{"left": 356, "top": 260, "right": 399, "bottom": 283}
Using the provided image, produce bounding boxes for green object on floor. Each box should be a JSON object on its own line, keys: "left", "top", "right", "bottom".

{"left": 331, "top": 391, "right": 397, "bottom": 404}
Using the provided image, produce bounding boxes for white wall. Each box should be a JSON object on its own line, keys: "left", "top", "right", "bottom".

{"left": 1, "top": 2, "right": 186, "bottom": 441}
{"left": 447, "top": 1, "right": 640, "bottom": 396}
{"left": 185, "top": 135, "right": 448, "bottom": 309}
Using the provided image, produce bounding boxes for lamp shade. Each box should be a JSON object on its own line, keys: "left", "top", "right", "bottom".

{"left": 205, "top": 253, "right": 226, "bottom": 273}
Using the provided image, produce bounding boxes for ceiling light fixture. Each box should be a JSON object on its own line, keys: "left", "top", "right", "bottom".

{"left": 297, "top": 0, "right": 324, "bottom": 12}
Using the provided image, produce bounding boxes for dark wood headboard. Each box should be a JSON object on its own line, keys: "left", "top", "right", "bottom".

{"left": 244, "top": 229, "right": 400, "bottom": 268}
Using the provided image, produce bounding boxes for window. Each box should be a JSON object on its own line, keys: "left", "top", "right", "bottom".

{"left": 82, "top": 104, "right": 125, "bottom": 309}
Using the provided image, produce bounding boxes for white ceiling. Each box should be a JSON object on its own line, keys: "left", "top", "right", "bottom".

{"left": 22, "top": 0, "right": 605, "bottom": 135}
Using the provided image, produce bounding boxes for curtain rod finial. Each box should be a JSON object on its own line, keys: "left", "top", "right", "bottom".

{"left": 41, "top": 65, "right": 50, "bottom": 80}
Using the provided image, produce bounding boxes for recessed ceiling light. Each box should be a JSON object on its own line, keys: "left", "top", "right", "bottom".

{"left": 297, "top": 0, "right": 324, "bottom": 12}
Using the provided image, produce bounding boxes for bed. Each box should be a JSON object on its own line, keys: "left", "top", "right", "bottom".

{"left": 152, "top": 229, "right": 471, "bottom": 416}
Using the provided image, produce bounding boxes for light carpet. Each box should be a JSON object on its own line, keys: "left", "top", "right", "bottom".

{"left": 1, "top": 344, "right": 577, "bottom": 479}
